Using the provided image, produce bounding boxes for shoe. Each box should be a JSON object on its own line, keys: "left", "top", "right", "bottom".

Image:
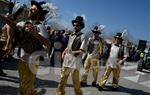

{"left": 97, "top": 85, "right": 104, "bottom": 91}
{"left": 80, "top": 81, "right": 87, "bottom": 87}
{"left": 92, "top": 81, "right": 97, "bottom": 87}
{"left": 0, "top": 72, "right": 7, "bottom": 76}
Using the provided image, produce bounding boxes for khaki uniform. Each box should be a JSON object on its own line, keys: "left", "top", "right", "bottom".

{"left": 81, "top": 55, "right": 100, "bottom": 83}
{"left": 99, "top": 63, "right": 121, "bottom": 88}
{"left": 81, "top": 37, "right": 103, "bottom": 83}
{"left": 56, "top": 67, "right": 82, "bottom": 95}
{"left": 56, "top": 32, "right": 86, "bottom": 95}
{"left": 98, "top": 44, "right": 125, "bottom": 88}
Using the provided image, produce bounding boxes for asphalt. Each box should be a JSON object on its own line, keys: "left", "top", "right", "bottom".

{"left": 0, "top": 58, "right": 150, "bottom": 95}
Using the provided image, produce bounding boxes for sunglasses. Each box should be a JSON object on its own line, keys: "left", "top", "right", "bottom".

{"left": 73, "top": 24, "right": 80, "bottom": 27}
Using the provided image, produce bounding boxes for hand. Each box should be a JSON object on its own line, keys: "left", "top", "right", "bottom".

{"left": 64, "top": 48, "right": 72, "bottom": 54}
{"left": 3, "top": 44, "right": 12, "bottom": 51}
{"left": 62, "top": 51, "right": 67, "bottom": 59}
{"left": 68, "top": 49, "right": 72, "bottom": 54}
{"left": 118, "top": 60, "right": 123, "bottom": 64}
{"left": 3, "top": 46, "right": 9, "bottom": 51}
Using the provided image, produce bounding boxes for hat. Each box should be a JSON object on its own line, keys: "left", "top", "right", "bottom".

{"left": 114, "top": 32, "right": 123, "bottom": 40}
{"left": 31, "top": 0, "right": 48, "bottom": 21}
{"left": 31, "top": 0, "right": 44, "bottom": 10}
{"left": 72, "top": 16, "right": 85, "bottom": 29}
{"left": 8, "top": 2, "right": 24, "bottom": 20}
{"left": 8, "top": 2, "right": 14, "bottom": 14}
{"left": 92, "top": 26, "right": 101, "bottom": 34}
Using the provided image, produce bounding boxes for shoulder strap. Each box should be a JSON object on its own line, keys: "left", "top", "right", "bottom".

{"left": 118, "top": 45, "right": 124, "bottom": 59}
{"left": 98, "top": 39, "right": 103, "bottom": 55}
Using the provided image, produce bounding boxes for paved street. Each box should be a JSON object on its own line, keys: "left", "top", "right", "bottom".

{"left": 0, "top": 58, "right": 150, "bottom": 95}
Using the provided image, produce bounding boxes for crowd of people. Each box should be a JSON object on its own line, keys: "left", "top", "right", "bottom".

{"left": 0, "top": 1, "right": 137, "bottom": 95}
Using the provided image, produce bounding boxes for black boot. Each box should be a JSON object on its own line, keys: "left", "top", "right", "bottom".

{"left": 0, "top": 62, "right": 6, "bottom": 76}
{"left": 111, "top": 87, "right": 118, "bottom": 91}
{"left": 80, "top": 81, "right": 87, "bottom": 87}
{"left": 97, "top": 85, "right": 104, "bottom": 91}
{"left": 92, "top": 81, "right": 97, "bottom": 87}
{"left": 0, "top": 72, "right": 7, "bottom": 76}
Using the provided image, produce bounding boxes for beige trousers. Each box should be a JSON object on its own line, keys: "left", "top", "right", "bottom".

{"left": 18, "top": 60, "right": 39, "bottom": 95}
{"left": 81, "top": 55, "right": 100, "bottom": 83}
{"left": 56, "top": 67, "right": 83, "bottom": 95}
{"left": 98, "top": 64, "right": 121, "bottom": 88}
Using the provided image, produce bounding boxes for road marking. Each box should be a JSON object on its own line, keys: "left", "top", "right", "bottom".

{"left": 140, "top": 80, "right": 150, "bottom": 88}
{"left": 54, "top": 67, "right": 61, "bottom": 75}
{"left": 124, "top": 62, "right": 137, "bottom": 66}
{"left": 123, "top": 75, "right": 140, "bottom": 83}
{"left": 122, "top": 65, "right": 137, "bottom": 70}
{"left": 135, "top": 71, "right": 146, "bottom": 75}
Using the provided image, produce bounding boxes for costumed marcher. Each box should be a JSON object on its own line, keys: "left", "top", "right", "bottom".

{"left": 15, "top": 1, "right": 50, "bottom": 95}
{"left": 80, "top": 26, "right": 103, "bottom": 87}
{"left": 97, "top": 32, "right": 128, "bottom": 91}
{"left": 0, "top": 2, "right": 24, "bottom": 76}
{"left": 61, "top": 30, "right": 69, "bottom": 64}
{"left": 50, "top": 30, "right": 63, "bottom": 66}
{"left": 56, "top": 16, "right": 87, "bottom": 95}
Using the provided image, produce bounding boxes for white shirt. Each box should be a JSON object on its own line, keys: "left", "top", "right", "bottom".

{"left": 107, "top": 44, "right": 120, "bottom": 68}
{"left": 63, "top": 32, "right": 86, "bottom": 69}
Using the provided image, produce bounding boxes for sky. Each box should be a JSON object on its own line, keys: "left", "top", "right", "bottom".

{"left": 18, "top": 0, "right": 149, "bottom": 42}
{"left": 51, "top": 0, "right": 149, "bottom": 42}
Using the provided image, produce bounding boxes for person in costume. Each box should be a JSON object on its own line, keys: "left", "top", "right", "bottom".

{"left": 97, "top": 32, "right": 128, "bottom": 91}
{"left": 16, "top": 1, "right": 50, "bottom": 95}
{"left": 56, "top": 16, "right": 87, "bottom": 95}
{"left": 80, "top": 26, "right": 103, "bottom": 87}
{"left": 0, "top": 2, "right": 24, "bottom": 76}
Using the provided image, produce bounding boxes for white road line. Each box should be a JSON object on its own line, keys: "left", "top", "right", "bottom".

{"left": 123, "top": 75, "right": 140, "bottom": 83}
{"left": 54, "top": 67, "right": 61, "bottom": 75}
{"left": 122, "top": 65, "right": 137, "bottom": 70}
{"left": 140, "top": 80, "right": 150, "bottom": 88}
{"left": 135, "top": 71, "right": 146, "bottom": 75}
